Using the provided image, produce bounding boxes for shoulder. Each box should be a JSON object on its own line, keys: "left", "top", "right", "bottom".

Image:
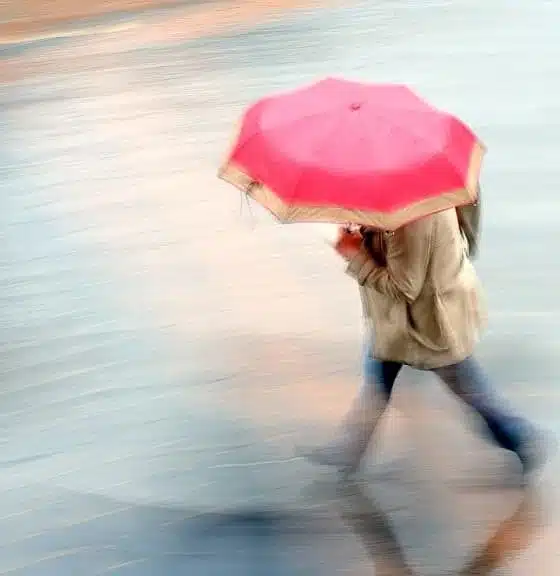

{"left": 396, "top": 210, "right": 458, "bottom": 244}
{"left": 399, "top": 212, "right": 437, "bottom": 238}
{"left": 427, "top": 209, "right": 463, "bottom": 248}
{"left": 420, "top": 209, "right": 459, "bottom": 234}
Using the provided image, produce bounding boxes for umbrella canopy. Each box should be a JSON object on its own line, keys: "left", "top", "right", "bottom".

{"left": 218, "top": 78, "right": 485, "bottom": 231}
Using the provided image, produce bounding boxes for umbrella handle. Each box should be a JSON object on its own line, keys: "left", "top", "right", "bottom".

{"left": 345, "top": 223, "right": 361, "bottom": 235}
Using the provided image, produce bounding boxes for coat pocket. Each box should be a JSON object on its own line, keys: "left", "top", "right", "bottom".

{"left": 405, "top": 296, "right": 451, "bottom": 353}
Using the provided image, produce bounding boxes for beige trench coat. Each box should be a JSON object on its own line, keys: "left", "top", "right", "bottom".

{"left": 346, "top": 208, "right": 486, "bottom": 369}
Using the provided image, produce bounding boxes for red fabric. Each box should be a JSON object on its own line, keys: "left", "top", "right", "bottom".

{"left": 228, "top": 78, "right": 479, "bottom": 213}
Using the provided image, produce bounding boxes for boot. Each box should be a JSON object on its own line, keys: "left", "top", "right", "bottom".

{"left": 297, "top": 383, "right": 385, "bottom": 477}
{"left": 515, "top": 426, "right": 556, "bottom": 484}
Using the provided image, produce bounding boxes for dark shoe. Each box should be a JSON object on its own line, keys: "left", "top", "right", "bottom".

{"left": 296, "top": 443, "right": 359, "bottom": 479}
{"left": 516, "top": 428, "right": 556, "bottom": 482}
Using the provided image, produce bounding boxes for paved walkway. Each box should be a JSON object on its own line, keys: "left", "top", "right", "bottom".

{"left": 0, "top": 0, "right": 323, "bottom": 45}
{"left": 1, "top": 0, "right": 559, "bottom": 573}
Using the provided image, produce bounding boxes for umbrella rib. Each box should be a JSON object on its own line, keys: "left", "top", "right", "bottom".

{"left": 361, "top": 105, "right": 471, "bottom": 181}
{"left": 285, "top": 111, "right": 352, "bottom": 217}
{"left": 232, "top": 102, "right": 348, "bottom": 168}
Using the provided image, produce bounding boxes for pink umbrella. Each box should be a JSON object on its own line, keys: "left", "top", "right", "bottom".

{"left": 218, "top": 78, "right": 484, "bottom": 231}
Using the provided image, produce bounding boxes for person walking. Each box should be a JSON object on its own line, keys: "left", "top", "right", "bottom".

{"left": 301, "top": 207, "right": 549, "bottom": 482}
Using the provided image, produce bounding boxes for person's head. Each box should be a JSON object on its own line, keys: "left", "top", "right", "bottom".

{"left": 360, "top": 226, "right": 386, "bottom": 265}
{"left": 359, "top": 225, "right": 379, "bottom": 236}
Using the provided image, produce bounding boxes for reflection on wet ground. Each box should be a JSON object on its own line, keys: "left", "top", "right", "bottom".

{"left": 337, "top": 479, "right": 546, "bottom": 576}
{"left": 460, "top": 486, "right": 544, "bottom": 575}
{"left": 1, "top": 0, "right": 559, "bottom": 573}
{"left": 0, "top": 457, "right": 550, "bottom": 575}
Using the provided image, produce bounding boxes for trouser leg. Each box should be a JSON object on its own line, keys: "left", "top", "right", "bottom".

{"left": 339, "top": 356, "right": 403, "bottom": 468}
{"left": 300, "top": 349, "right": 402, "bottom": 472}
{"left": 433, "top": 356, "right": 529, "bottom": 453}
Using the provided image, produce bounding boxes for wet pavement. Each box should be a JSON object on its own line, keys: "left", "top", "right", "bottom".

{"left": 1, "top": 0, "right": 560, "bottom": 573}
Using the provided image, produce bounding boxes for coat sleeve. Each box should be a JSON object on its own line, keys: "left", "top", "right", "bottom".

{"left": 345, "top": 218, "right": 433, "bottom": 303}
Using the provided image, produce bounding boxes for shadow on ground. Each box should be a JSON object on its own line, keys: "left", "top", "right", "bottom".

{"left": 3, "top": 473, "right": 546, "bottom": 575}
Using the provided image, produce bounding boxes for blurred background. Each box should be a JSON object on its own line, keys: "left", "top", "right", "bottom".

{"left": 1, "top": 0, "right": 559, "bottom": 574}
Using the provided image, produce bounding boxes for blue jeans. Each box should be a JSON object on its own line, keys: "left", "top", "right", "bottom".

{"left": 363, "top": 351, "right": 528, "bottom": 454}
